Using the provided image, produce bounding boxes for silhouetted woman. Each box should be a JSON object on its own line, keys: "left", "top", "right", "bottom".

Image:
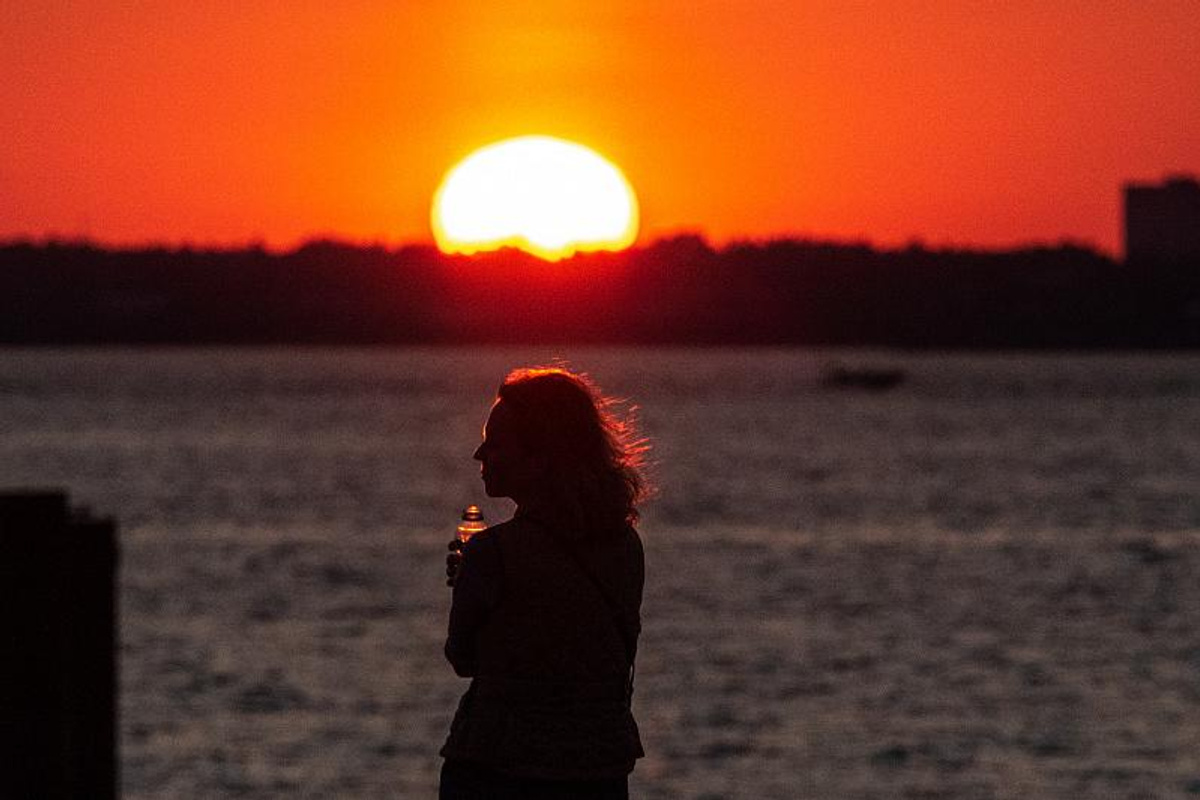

{"left": 440, "top": 368, "right": 648, "bottom": 800}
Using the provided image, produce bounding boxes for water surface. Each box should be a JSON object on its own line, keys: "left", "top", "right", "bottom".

{"left": 2, "top": 347, "right": 1198, "bottom": 798}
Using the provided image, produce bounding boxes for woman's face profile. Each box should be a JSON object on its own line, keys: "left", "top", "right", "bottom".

{"left": 473, "top": 400, "right": 542, "bottom": 501}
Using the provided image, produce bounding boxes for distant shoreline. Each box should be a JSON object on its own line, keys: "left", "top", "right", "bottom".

{"left": 3, "top": 238, "right": 1198, "bottom": 348}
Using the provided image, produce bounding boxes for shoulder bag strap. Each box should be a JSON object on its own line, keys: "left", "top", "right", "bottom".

{"left": 530, "top": 518, "right": 637, "bottom": 705}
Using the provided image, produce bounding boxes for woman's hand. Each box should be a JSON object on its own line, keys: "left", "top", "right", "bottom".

{"left": 446, "top": 538, "right": 464, "bottom": 587}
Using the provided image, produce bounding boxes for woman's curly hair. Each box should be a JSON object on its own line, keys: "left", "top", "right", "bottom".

{"left": 497, "top": 367, "right": 650, "bottom": 538}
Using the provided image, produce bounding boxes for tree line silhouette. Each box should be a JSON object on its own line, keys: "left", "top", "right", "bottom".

{"left": 1, "top": 236, "right": 1197, "bottom": 347}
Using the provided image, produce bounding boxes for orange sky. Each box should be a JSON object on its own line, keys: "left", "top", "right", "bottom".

{"left": 3, "top": 1, "right": 1197, "bottom": 255}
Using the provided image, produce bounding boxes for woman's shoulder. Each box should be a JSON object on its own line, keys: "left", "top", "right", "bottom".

{"left": 481, "top": 515, "right": 539, "bottom": 541}
{"left": 575, "top": 523, "right": 643, "bottom": 569}
{"left": 623, "top": 523, "right": 643, "bottom": 548}
{"left": 478, "top": 514, "right": 640, "bottom": 555}
{"left": 612, "top": 523, "right": 644, "bottom": 558}
{"left": 462, "top": 516, "right": 538, "bottom": 555}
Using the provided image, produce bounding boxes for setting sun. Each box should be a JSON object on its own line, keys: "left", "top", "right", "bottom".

{"left": 431, "top": 136, "right": 639, "bottom": 261}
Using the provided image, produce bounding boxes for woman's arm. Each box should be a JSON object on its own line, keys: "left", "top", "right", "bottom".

{"left": 444, "top": 530, "right": 502, "bottom": 677}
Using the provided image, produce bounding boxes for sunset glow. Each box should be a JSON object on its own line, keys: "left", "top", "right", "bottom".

{"left": 0, "top": 3, "right": 1198, "bottom": 253}
{"left": 431, "top": 136, "right": 638, "bottom": 261}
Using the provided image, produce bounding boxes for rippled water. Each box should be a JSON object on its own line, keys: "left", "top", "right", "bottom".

{"left": 2, "top": 347, "right": 1199, "bottom": 798}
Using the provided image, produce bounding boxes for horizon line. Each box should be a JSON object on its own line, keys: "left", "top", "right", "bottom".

{"left": 0, "top": 231, "right": 1115, "bottom": 259}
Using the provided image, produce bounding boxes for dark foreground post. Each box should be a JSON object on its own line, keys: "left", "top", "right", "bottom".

{"left": 0, "top": 491, "right": 118, "bottom": 799}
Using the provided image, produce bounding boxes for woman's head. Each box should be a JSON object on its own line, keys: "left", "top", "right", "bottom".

{"left": 473, "top": 367, "right": 649, "bottom": 536}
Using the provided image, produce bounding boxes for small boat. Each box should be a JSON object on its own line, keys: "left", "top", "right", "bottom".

{"left": 820, "top": 363, "right": 906, "bottom": 391}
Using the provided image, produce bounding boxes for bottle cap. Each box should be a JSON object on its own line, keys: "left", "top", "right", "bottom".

{"left": 461, "top": 504, "right": 483, "bottom": 521}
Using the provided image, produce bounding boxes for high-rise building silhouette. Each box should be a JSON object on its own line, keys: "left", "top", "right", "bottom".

{"left": 1124, "top": 175, "right": 1200, "bottom": 263}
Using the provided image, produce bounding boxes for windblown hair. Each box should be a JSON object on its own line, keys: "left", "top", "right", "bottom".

{"left": 497, "top": 367, "right": 650, "bottom": 539}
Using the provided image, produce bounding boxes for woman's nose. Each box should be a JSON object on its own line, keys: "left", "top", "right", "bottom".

{"left": 473, "top": 443, "right": 485, "bottom": 461}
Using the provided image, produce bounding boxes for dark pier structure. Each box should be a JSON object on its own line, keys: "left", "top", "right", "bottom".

{"left": 0, "top": 491, "right": 118, "bottom": 799}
